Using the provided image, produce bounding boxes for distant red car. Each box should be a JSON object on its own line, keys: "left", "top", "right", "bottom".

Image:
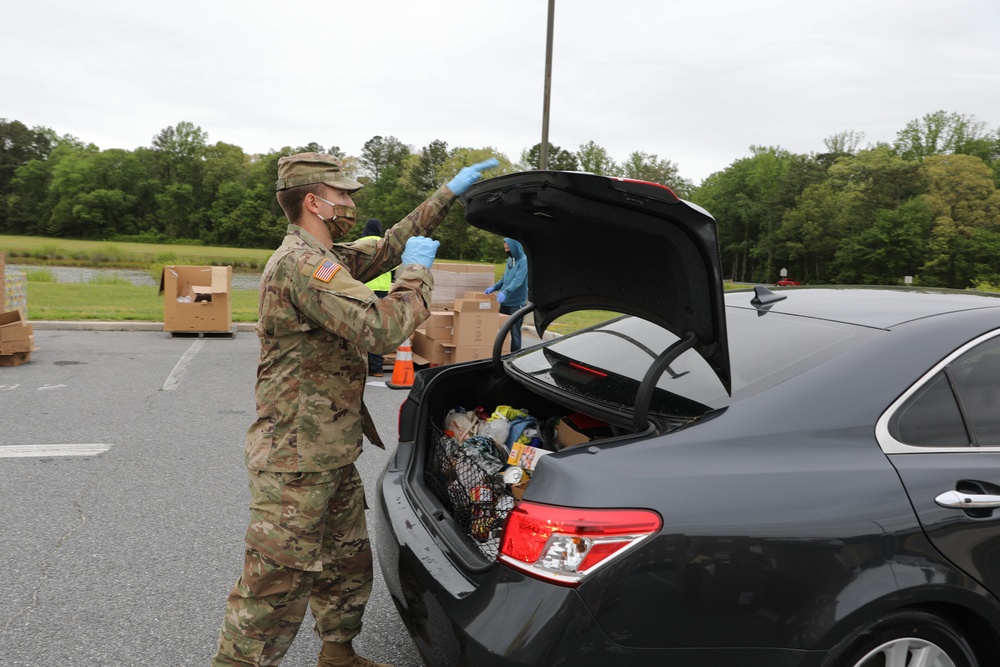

{"left": 776, "top": 278, "right": 801, "bottom": 286}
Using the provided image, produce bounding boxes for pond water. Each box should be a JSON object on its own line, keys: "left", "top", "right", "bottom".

{"left": 8, "top": 265, "right": 262, "bottom": 291}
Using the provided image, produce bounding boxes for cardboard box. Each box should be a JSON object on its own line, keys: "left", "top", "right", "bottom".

{"left": 422, "top": 310, "right": 454, "bottom": 340}
{"left": 0, "top": 350, "right": 32, "bottom": 366}
{"left": 556, "top": 413, "right": 613, "bottom": 449}
{"left": 452, "top": 312, "right": 499, "bottom": 346}
{"left": 445, "top": 344, "right": 492, "bottom": 364}
{"left": 159, "top": 265, "right": 233, "bottom": 332}
{"left": 412, "top": 330, "right": 450, "bottom": 365}
{"left": 0, "top": 308, "right": 34, "bottom": 354}
{"left": 556, "top": 418, "right": 591, "bottom": 449}
{"left": 453, "top": 297, "right": 500, "bottom": 313}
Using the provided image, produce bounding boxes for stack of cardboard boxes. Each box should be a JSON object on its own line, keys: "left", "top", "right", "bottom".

{"left": 429, "top": 262, "right": 496, "bottom": 308}
{"left": 412, "top": 263, "right": 510, "bottom": 366}
{"left": 0, "top": 308, "right": 35, "bottom": 366}
{"left": 1, "top": 252, "right": 28, "bottom": 315}
{"left": 413, "top": 294, "right": 511, "bottom": 365}
{"left": 0, "top": 252, "right": 36, "bottom": 366}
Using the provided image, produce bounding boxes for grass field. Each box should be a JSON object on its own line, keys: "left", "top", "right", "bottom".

{"left": 22, "top": 278, "right": 614, "bottom": 330}
{"left": 1, "top": 234, "right": 274, "bottom": 270}
{"left": 4, "top": 234, "right": 735, "bottom": 331}
{"left": 24, "top": 282, "right": 262, "bottom": 322}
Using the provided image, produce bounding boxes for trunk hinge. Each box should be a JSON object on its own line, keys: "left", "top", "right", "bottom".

{"left": 493, "top": 302, "right": 535, "bottom": 378}
{"left": 633, "top": 331, "right": 698, "bottom": 432}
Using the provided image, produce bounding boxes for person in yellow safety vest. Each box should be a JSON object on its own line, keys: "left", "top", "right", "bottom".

{"left": 359, "top": 218, "right": 394, "bottom": 376}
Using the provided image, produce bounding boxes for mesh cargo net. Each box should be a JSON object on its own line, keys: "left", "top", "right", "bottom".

{"left": 424, "top": 426, "right": 516, "bottom": 559}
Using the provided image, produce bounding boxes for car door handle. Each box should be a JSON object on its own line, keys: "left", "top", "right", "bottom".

{"left": 935, "top": 490, "right": 1000, "bottom": 509}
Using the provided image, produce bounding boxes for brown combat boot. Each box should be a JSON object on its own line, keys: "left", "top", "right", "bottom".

{"left": 317, "top": 641, "right": 393, "bottom": 667}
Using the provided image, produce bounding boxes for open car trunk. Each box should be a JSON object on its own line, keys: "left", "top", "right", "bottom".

{"left": 403, "top": 360, "right": 662, "bottom": 566}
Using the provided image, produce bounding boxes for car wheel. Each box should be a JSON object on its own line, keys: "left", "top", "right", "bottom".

{"left": 828, "top": 610, "right": 979, "bottom": 667}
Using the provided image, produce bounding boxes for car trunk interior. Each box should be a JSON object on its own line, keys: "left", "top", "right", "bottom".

{"left": 408, "top": 360, "right": 651, "bottom": 566}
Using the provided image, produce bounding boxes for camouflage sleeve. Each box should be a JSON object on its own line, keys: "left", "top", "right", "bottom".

{"left": 343, "top": 186, "right": 456, "bottom": 283}
{"left": 294, "top": 253, "right": 433, "bottom": 354}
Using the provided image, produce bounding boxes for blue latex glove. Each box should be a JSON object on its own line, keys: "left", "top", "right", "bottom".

{"left": 401, "top": 236, "right": 440, "bottom": 269}
{"left": 495, "top": 291, "right": 506, "bottom": 304}
{"left": 484, "top": 286, "right": 495, "bottom": 295}
{"left": 447, "top": 158, "right": 500, "bottom": 196}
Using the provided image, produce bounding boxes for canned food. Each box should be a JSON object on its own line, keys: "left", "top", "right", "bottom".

{"left": 469, "top": 485, "right": 493, "bottom": 504}
{"left": 502, "top": 466, "right": 524, "bottom": 485}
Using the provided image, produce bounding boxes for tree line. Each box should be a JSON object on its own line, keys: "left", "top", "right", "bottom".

{"left": 1, "top": 111, "right": 999, "bottom": 286}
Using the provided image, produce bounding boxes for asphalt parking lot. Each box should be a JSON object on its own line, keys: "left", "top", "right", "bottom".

{"left": 0, "top": 327, "right": 424, "bottom": 666}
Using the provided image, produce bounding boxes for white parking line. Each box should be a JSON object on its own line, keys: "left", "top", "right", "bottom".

{"left": 162, "top": 339, "right": 204, "bottom": 391}
{"left": 0, "top": 444, "right": 113, "bottom": 458}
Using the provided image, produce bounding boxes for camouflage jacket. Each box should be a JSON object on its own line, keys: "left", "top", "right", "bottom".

{"left": 245, "top": 187, "right": 455, "bottom": 472}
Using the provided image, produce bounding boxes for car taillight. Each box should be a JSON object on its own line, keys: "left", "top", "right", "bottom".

{"left": 498, "top": 501, "right": 662, "bottom": 587}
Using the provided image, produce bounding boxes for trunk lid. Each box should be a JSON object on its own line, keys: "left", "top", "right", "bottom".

{"left": 462, "top": 170, "right": 730, "bottom": 393}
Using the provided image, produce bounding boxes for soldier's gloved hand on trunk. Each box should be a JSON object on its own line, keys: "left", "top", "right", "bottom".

{"left": 447, "top": 158, "right": 500, "bottom": 196}
{"left": 401, "top": 236, "right": 440, "bottom": 270}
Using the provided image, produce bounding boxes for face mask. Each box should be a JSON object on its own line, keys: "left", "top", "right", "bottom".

{"left": 314, "top": 195, "right": 357, "bottom": 240}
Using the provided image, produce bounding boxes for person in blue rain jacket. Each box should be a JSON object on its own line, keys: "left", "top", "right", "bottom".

{"left": 485, "top": 237, "right": 528, "bottom": 352}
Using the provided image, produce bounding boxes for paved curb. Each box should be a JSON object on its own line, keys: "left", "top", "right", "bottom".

{"left": 29, "top": 320, "right": 559, "bottom": 340}
{"left": 30, "top": 321, "right": 259, "bottom": 332}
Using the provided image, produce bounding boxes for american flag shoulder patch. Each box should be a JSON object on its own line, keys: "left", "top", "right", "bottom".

{"left": 312, "top": 259, "right": 341, "bottom": 282}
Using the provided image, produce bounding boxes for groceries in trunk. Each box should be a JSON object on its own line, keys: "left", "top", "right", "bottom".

{"left": 424, "top": 404, "right": 611, "bottom": 557}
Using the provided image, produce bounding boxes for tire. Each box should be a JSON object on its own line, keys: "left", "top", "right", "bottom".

{"left": 827, "top": 610, "right": 979, "bottom": 667}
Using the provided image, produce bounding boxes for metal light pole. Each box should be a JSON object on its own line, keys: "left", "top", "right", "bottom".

{"left": 539, "top": 0, "right": 555, "bottom": 170}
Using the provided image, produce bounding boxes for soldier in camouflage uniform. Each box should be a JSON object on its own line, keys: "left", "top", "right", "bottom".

{"left": 212, "top": 153, "right": 499, "bottom": 667}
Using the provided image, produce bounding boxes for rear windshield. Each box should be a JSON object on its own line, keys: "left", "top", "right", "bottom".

{"left": 509, "top": 308, "right": 880, "bottom": 417}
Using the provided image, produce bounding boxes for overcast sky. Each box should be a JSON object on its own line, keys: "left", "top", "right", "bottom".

{"left": 3, "top": 0, "right": 998, "bottom": 184}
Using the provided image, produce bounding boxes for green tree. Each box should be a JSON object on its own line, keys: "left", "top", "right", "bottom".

{"left": 209, "top": 181, "right": 284, "bottom": 248}
{"left": 296, "top": 142, "right": 342, "bottom": 157}
{"left": 777, "top": 147, "right": 924, "bottom": 283}
{"left": 433, "top": 148, "right": 512, "bottom": 260}
{"left": 407, "top": 140, "right": 450, "bottom": 193}
{"left": 823, "top": 130, "right": 866, "bottom": 154}
{"left": 151, "top": 121, "right": 208, "bottom": 184}
{"left": 521, "top": 142, "right": 579, "bottom": 171}
{"left": 3, "top": 157, "right": 53, "bottom": 234}
{"left": 832, "top": 199, "right": 934, "bottom": 284}
{"left": 696, "top": 147, "right": 801, "bottom": 282}
{"left": 919, "top": 153, "right": 1000, "bottom": 287}
{"left": 360, "top": 135, "right": 411, "bottom": 182}
{"left": 894, "top": 110, "right": 990, "bottom": 161}
{"left": 0, "top": 119, "right": 56, "bottom": 230}
{"left": 576, "top": 140, "right": 620, "bottom": 175}
{"left": 46, "top": 146, "right": 151, "bottom": 239}
{"left": 621, "top": 151, "right": 693, "bottom": 197}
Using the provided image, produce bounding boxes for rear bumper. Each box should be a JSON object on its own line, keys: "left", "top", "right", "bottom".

{"left": 375, "top": 449, "right": 820, "bottom": 667}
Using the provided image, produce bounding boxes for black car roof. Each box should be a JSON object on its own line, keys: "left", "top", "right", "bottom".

{"left": 727, "top": 286, "right": 1000, "bottom": 329}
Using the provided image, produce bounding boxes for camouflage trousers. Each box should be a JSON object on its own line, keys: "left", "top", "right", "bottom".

{"left": 212, "top": 464, "right": 373, "bottom": 666}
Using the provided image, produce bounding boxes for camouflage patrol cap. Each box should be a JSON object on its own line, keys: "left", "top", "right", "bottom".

{"left": 275, "top": 152, "right": 364, "bottom": 193}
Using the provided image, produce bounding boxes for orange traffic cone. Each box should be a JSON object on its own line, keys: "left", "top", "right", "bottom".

{"left": 385, "top": 337, "right": 415, "bottom": 389}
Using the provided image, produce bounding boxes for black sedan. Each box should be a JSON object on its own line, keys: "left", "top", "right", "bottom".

{"left": 376, "top": 171, "right": 1000, "bottom": 666}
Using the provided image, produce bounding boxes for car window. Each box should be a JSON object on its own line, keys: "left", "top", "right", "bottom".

{"left": 891, "top": 374, "right": 969, "bottom": 446}
{"left": 892, "top": 335, "right": 1000, "bottom": 447}
{"left": 509, "top": 308, "right": 880, "bottom": 416}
